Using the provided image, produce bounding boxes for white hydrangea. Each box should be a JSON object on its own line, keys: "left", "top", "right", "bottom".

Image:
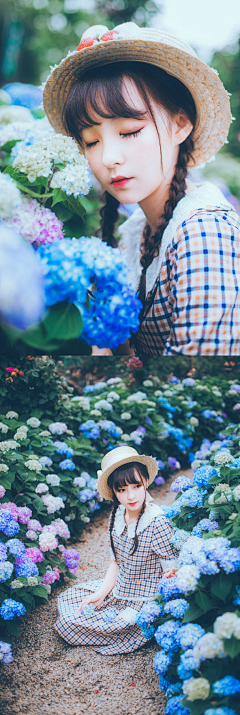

{"left": 214, "top": 612, "right": 240, "bottom": 639}
{"left": 176, "top": 564, "right": 200, "bottom": 592}
{"left": 41, "top": 494, "right": 65, "bottom": 514}
{"left": 35, "top": 483, "right": 49, "bottom": 494}
{"left": 6, "top": 411, "right": 18, "bottom": 419}
{"left": 0, "top": 440, "right": 19, "bottom": 453}
{"left": 214, "top": 449, "right": 233, "bottom": 465}
{"left": 233, "top": 485, "right": 240, "bottom": 501}
{"left": 27, "top": 576, "right": 39, "bottom": 587}
{"left": 208, "top": 483, "right": 232, "bottom": 505}
{"left": 0, "top": 105, "right": 34, "bottom": 124}
{"left": 39, "top": 430, "right": 51, "bottom": 437}
{"left": 210, "top": 441, "right": 222, "bottom": 452}
{"left": 94, "top": 400, "right": 112, "bottom": 411}
{"left": 71, "top": 396, "right": 90, "bottom": 410}
{"left": 183, "top": 678, "right": 210, "bottom": 701}
{"left": 46, "top": 473, "right": 60, "bottom": 487}
{"left": 190, "top": 417, "right": 199, "bottom": 427}
{"left": 143, "top": 380, "right": 153, "bottom": 387}
{"left": 0, "top": 173, "right": 22, "bottom": 219}
{"left": 193, "top": 633, "right": 224, "bottom": 661}
{"left": 39, "top": 531, "right": 58, "bottom": 552}
{"left": 0, "top": 464, "right": 8, "bottom": 473}
{"left": 107, "top": 391, "right": 120, "bottom": 401}
{"left": 0, "top": 120, "right": 36, "bottom": 146}
{"left": 0, "top": 422, "right": 8, "bottom": 434}
{"left": 48, "top": 422, "right": 68, "bottom": 435}
{"left": 191, "top": 460, "right": 202, "bottom": 470}
{"left": 81, "top": 515, "right": 90, "bottom": 523}
{"left": 90, "top": 409, "right": 102, "bottom": 417}
{"left": 121, "top": 413, "right": 132, "bottom": 420}
{"left": 26, "top": 417, "right": 41, "bottom": 428}
{"left": 154, "top": 390, "right": 163, "bottom": 397}
{"left": 107, "top": 378, "right": 122, "bottom": 385}
{"left": 126, "top": 392, "right": 147, "bottom": 403}
{"left": 142, "top": 400, "right": 156, "bottom": 407}
{"left": 121, "top": 434, "right": 131, "bottom": 442}
{"left": 10, "top": 579, "right": 24, "bottom": 589}
{"left": 50, "top": 157, "right": 90, "bottom": 198}
{"left": 14, "top": 426, "right": 28, "bottom": 440}
{"left": 25, "top": 459, "right": 43, "bottom": 472}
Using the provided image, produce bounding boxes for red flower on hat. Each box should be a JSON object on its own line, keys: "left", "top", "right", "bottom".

{"left": 77, "top": 37, "right": 95, "bottom": 51}
{"left": 100, "top": 30, "right": 119, "bottom": 41}
{"left": 77, "top": 29, "right": 119, "bottom": 51}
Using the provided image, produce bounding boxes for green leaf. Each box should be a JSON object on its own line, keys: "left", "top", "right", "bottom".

{"left": 1, "top": 139, "right": 21, "bottom": 153}
{"left": 20, "top": 301, "right": 83, "bottom": 351}
{"left": 223, "top": 636, "right": 240, "bottom": 659}
{"left": 6, "top": 621, "right": 20, "bottom": 637}
{"left": 51, "top": 188, "right": 67, "bottom": 208}
{"left": 195, "top": 591, "right": 212, "bottom": 613}
{"left": 182, "top": 602, "right": 203, "bottom": 623}
{"left": 211, "top": 573, "right": 232, "bottom": 601}
{"left": 63, "top": 194, "right": 86, "bottom": 220}
{"left": 21, "top": 592, "right": 35, "bottom": 606}
{"left": 33, "top": 585, "right": 48, "bottom": 599}
{"left": 67, "top": 572, "right": 77, "bottom": 580}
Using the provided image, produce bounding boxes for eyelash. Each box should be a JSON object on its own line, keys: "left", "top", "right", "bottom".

{"left": 118, "top": 484, "right": 141, "bottom": 493}
{"left": 85, "top": 128, "right": 142, "bottom": 149}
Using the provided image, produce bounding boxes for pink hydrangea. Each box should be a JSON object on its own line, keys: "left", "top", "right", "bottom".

{"left": 18, "top": 506, "right": 32, "bottom": 524}
{"left": 27, "top": 518, "right": 42, "bottom": 532}
{"left": 5, "top": 195, "right": 64, "bottom": 247}
{"left": 25, "top": 547, "right": 43, "bottom": 563}
{"left": 25, "top": 529, "right": 37, "bottom": 540}
{"left": 39, "top": 531, "right": 58, "bottom": 552}
{"left": 0, "top": 502, "right": 19, "bottom": 521}
{"left": 41, "top": 567, "right": 61, "bottom": 585}
{"left": 233, "top": 403, "right": 240, "bottom": 411}
{"left": 52, "top": 518, "right": 70, "bottom": 539}
{"left": 0, "top": 486, "right": 6, "bottom": 498}
{"left": 41, "top": 494, "right": 64, "bottom": 514}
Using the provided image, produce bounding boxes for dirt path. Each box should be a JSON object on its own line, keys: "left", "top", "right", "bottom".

{"left": 0, "top": 469, "right": 193, "bottom": 715}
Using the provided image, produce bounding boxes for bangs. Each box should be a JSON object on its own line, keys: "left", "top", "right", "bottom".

{"left": 107, "top": 461, "right": 149, "bottom": 493}
{"left": 63, "top": 63, "right": 149, "bottom": 146}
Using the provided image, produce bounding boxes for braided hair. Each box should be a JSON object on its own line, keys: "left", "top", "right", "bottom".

{"left": 108, "top": 462, "right": 149, "bottom": 560}
{"left": 99, "top": 191, "right": 120, "bottom": 247}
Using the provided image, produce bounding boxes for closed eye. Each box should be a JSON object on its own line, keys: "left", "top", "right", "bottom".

{"left": 84, "top": 128, "right": 142, "bottom": 149}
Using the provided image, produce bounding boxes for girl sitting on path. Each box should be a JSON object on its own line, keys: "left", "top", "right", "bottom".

{"left": 43, "top": 22, "right": 240, "bottom": 356}
{"left": 55, "top": 446, "right": 178, "bottom": 654}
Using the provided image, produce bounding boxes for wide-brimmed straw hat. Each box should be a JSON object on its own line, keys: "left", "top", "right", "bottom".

{"left": 43, "top": 21, "right": 232, "bottom": 168}
{"left": 96, "top": 445, "right": 158, "bottom": 500}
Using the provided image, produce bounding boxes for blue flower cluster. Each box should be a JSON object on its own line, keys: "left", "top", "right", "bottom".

{"left": 3, "top": 81, "right": 43, "bottom": 109}
{"left": 0, "top": 561, "right": 14, "bottom": 582}
{"left": 38, "top": 237, "right": 141, "bottom": 348}
{"left": 165, "top": 696, "right": 190, "bottom": 715}
{"left": 0, "top": 510, "right": 19, "bottom": 537}
{"left": 171, "top": 530, "right": 190, "bottom": 550}
{"left": 178, "top": 623, "right": 205, "bottom": 649}
{"left": 0, "top": 640, "right": 13, "bottom": 664}
{"left": 136, "top": 601, "right": 162, "bottom": 627}
{"left": 158, "top": 577, "right": 181, "bottom": 600}
{"left": 192, "top": 519, "right": 219, "bottom": 537}
{"left": 79, "top": 488, "right": 97, "bottom": 503}
{"left": 155, "top": 621, "right": 181, "bottom": 651}
{"left": 177, "top": 488, "right": 204, "bottom": 509}
{"left": 233, "top": 585, "right": 240, "bottom": 606}
{"left": 170, "top": 477, "right": 192, "bottom": 493}
{"left": 15, "top": 556, "right": 39, "bottom": 578}
{"left": 178, "top": 536, "right": 240, "bottom": 575}
{"left": 59, "top": 459, "right": 75, "bottom": 471}
{"left": 0, "top": 541, "right": 7, "bottom": 561}
{"left": 53, "top": 441, "right": 74, "bottom": 458}
{"left": 164, "top": 599, "right": 189, "bottom": 619}
{"left": 204, "top": 709, "right": 236, "bottom": 715}
{"left": 213, "top": 676, "right": 240, "bottom": 696}
{"left": 99, "top": 420, "right": 123, "bottom": 438}
{"left": 154, "top": 650, "right": 173, "bottom": 674}
{"left": 193, "top": 465, "right": 218, "bottom": 487}
{"left": 0, "top": 598, "right": 26, "bottom": 620}
{"left": 83, "top": 382, "right": 107, "bottom": 393}
{"left": 6, "top": 538, "right": 25, "bottom": 558}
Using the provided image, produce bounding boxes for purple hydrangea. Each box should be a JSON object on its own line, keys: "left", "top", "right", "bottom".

{"left": 170, "top": 476, "right": 192, "bottom": 493}
{"left": 0, "top": 598, "right": 26, "bottom": 620}
{"left": 155, "top": 476, "right": 165, "bottom": 485}
{"left": 157, "top": 460, "right": 165, "bottom": 470}
{"left": 79, "top": 488, "right": 97, "bottom": 503}
{"left": 17, "top": 507, "right": 32, "bottom": 524}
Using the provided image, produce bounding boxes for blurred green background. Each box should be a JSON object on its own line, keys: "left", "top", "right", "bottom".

{"left": 0, "top": 0, "right": 240, "bottom": 208}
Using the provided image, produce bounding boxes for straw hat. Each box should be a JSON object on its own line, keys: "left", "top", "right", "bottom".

{"left": 43, "top": 22, "right": 232, "bottom": 168}
{"left": 96, "top": 445, "right": 158, "bottom": 500}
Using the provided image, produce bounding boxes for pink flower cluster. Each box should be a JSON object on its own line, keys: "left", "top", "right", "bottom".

{"left": 41, "top": 567, "right": 61, "bottom": 586}
{"left": 39, "top": 525, "right": 58, "bottom": 552}
{"left": 52, "top": 518, "right": 70, "bottom": 539}
{"left": 0, "top": 502, "right": 19, "bottom": 521}
{"left": 41, "top": 494, "right": 64, "bottom": 514}
{"left": 25, "top": 547, "right": 43, "bottom": 563}
{"left": 5, "top": 196, "right": 64, "bottom": 247}
{"left": 27, "top": 518, "right": 42, "bottom": 532}
{"left": 0, "top": 486, "right": 6, "bottom": 498}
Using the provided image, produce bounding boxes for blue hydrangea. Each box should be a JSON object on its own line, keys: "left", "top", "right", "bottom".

{"left": 165, "top": 696, "right": 190, "bottom": 715}
{"left": 83, "top": 382, "right": 107, "bottom": 392}
{"left": 89, "top": 428, "right": 100, "bottom": 439}
{"left": 193, "top": 465, "right": 218, "bottom": 487}
{"left": 59, "top": 459, "right": 75, "bottom": 471}
{"left": 160, "top": 503, "right": 182, "bottom": 518}
{"left": 219, "top": 547, "right": 240, "bottom": 573}
{"left": 169, "top": 376, "right": 180, "bottom": 383}
{"left": 213, "top": 676, "right": 240, "bottom": 696}
{"left": 79, "top": 420, "right": 97, "bottom": 433}
{"left": 155, "top": 621, "right": 181, "bottom": 651}
{"left": 164, "top": 599, "right": 189, "bottom": 619}
{"left": 0, "top": 640, "right": 13, "bottom": 664}
{"left": 136, "top": 601, "right": 162, "bottom": 626}
{"left": 3, "top": 82, "right": 43, "bottom": 109}
{"left": 140, "top": 624, "right": 156, "bottom": 639}
{"left": 182, "top": 378, "right": 195, "bottom": 386}
{"left": 99, "top": 420, "right": 122, "bottom": 438}
{"left": 178, "top": 624, "right": 205, "bottom": 650}
{"left": 88, "top": 500, "right": 100, "bottom": 512}
{"left": 0, "top": 561, "right": 14, "bottom": 582}
{"left": 53, "top": 441, "right": 74, "bottom": 458}
{"left": 0, "top": 598, "right": 26, "bottom": 620}
{"left": 202, "top": 410, "right": 215, "bottom": 419}
{"left": 6, "top": 538, "right": 25, "bottom": 558}
{"left": 0, "top": 541, "right": 7, "bottom": 562}
{"left": 233, "top": 585, "right": 240, "bottom": 605}
{"left": 101, "top": 608, "right": 118, "bottom": 623}
{"left": 179, "top": 650, "right": 200, "bottom": 671}
{"left": 154, "top": 650, "right": 173, "bottom": 674}
{"left": 204, "top": 709, "right": 236, "bottom": 715}
{"left": 39, "top": 456, "right": 53, "bottom": 467}
{"left": 159, "top": 675, "right": 172, "bottom": 692}
{"left": 177, "top": 663, "right": 193, "bottom": 680}
{"left": 171, "top": 530, "right": 190, "bottom": 550}
{"left": 192, "top": 519, "right": 219, "bottom": 537}
{"left": 0, "top": 511, "right": 19, "bottom": 537}
{"left": 177, "top": 488, "right": 204, "bottom": 508}
{"left": 166, "top": 682, "right": 183, "bottom": 697}
{"left": 158, "top": 577, "right": 181, "bottom": 600}
{"left": 79, "top": 489, "right": 97, "bottom": 503}
{"left": 15, "top": 557, "right": 39, "bottom": 578}
{"left": 170, "top": 477, "right": 192, "bottom": 493}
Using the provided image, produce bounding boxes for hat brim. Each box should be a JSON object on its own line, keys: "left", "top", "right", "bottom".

{"left": 97, "top": 453, "right": 158, "bottom": 500}
{"left": 43, "top": 39, "right": 231, "bottom": 167}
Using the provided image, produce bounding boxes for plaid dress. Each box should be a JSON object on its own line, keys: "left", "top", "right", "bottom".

{"left": 119, "top": 182, "right": 240, "bottom": 355}
{"left": 55, "top": 504, "right": 177, "bottom": 654}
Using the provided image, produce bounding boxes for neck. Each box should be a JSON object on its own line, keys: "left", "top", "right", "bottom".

{"left": 138, "top": 172, "right": 195, "bottom": 233}
{"left": 124, "top": 503, "right": 145, "bottom": 525}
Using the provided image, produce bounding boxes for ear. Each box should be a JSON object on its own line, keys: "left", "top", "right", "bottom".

{"left": 173, "top": 111, "right": 193, "bottom": 146}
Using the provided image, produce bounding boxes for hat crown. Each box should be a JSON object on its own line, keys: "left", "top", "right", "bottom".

{"left": 101, "top": 446, "right": 139, "bottom": 472}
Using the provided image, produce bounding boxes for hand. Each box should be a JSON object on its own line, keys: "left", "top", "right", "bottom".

{"left": 91, "top": 345, "right": 113, "bottom": 355}
{"left": 78, "top": 590, "right": 105, "bottom": 611}
{"left": 162, "top": 568, "right": 177, "bottom": 580}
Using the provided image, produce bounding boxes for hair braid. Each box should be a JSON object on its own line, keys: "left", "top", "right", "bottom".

{"left": 99, "top": 191, "right": 120, "bottom": 247}
{"left": 130, "top": 495, "right": 146, "bottom": 556}
{"left": 109, "top": 498, "right": 119, "bottom": 560}
{"left": 138, "top": 134, "right": 194, "bottom": 305}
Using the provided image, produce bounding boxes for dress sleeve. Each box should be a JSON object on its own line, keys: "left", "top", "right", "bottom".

{"left": 162, "top": 209, "right": 240, "bottom": 355}
{"left": 151, "top": 516, "right": 178, "bottom": 572}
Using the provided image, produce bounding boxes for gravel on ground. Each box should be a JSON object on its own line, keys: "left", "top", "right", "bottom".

{"left": 0, "top": 468, "right": 193, "bottom": 715}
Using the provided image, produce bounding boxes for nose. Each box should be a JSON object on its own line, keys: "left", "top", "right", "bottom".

{"left": 101, "top": 138, "right": 124, "bottom": 169}
{"left": 127, "top": 486, "right": 137, "bottom": 501}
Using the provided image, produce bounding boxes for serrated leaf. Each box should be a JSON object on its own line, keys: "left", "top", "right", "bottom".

{"left": 33, "top": 585, "right": 48, "bottom": 599}
{"left": 63, "top": 194, "right": 86, "bottom": 219}
{"left": 51, "top": 188, "right": 67, "bottom": 208}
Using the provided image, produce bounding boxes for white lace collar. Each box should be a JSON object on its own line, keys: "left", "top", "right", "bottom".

{"left": 114, "top": 498, "right": 163, "bottom": 539}
{"left": 119, "top": 181, "right": 235, "bottom": 295}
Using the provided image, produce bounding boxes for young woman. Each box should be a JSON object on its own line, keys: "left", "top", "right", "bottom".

{"left": 55, "top": 446, "right": 178, "bottom": 654}
{"left": 43, "top": 22, "right": 240, "bottom": 355}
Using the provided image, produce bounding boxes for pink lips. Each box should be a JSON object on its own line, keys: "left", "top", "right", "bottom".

{"left": 111, "top": 175, "right": 132, "bottom": 188}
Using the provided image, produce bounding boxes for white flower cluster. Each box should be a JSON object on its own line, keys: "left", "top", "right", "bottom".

{"left": 46, "top": 473, "right": 60, "bottom": 487}
{"left": 0, "top": 120, "right": 36, "bottom": 147}
{"left": 214, "top": 612, "right": 240, "bottom": 639}
{"left": 214, "top": 449, "right": 233, "bottom": 465}
{"left": 0, "top": 464, "right": 8, "bottom": 473}
{"left": 13, "top": 134, "right": 91, "bottom": 196}
{"left": 0, "top": 105, "right": 34, "bottom": 125}
{"left": 25, "top": 459, "right": 43, "bottom": 473}
{"left": 107, "top": 391, "right": 120, "bottom": 401}
{"left": 14, "top": 426, "right": 28, "bottom": 440}
{"left": 39, "top": 530, "right": 58, "bottom": 552}
{"left": 71, "top": 396, "right": 90, "bottom": 410}
{"left": 41, "top": 494, "right": 65, "bottom": 514}
{"left": 0, "top": 440, "right": 19, "bottom": 453}
{"left": 26, "top": 417, "right": 41, "bottom": 428}
{"left": 176, "top": 564, "right": 200, "bottom": 592}
{"left": 208, "top": 483, "right": 232, "bottom": 505}
{"left": 94, "top": 400, "right": 112, "bottom": 411}
{"left": 39, "top": 430, "right": 51, "bottom": 437}
{"left": 183, "top": 677, "right": 210, "bottom": 701}
{"left": 193, "top": 632, "right": 224, "bottom": 662}
{"left": 6, "top": 411, "right": 18, "bottom": 419}
{"left": 121, "top": 412, "right": 132, "bottom": 420}
{"left": 35, "top": 483, "right": 49, "bottom": 494}
{"left": 10, "top": 579, "right": 24, "bottom": 589}
{"left": 126, "top": 391, "right": 147, "bottom": 403}
{"left": 0, "top": 422, "right": 8, "bottom": 434}
{"left": 233, "top": 485, "right": 240, "bottom": 501}
{"left": 190, "top": 417, "right": 199, "bottom": 427}
{"left": 48, "top": 422, "right": 68, "bottom": 435}
{"left": 0, "top": 173, "right": 22, "bottom": 219}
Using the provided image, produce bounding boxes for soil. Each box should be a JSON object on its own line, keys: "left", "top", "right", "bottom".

{"left": 0, "top": 469, "right": 193, "bottom": 715}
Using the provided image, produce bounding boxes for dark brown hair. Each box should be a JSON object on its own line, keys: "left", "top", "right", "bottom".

{"left": 63, "top": 61, "right": 196, "bottom": 303}
{"left": 107, "top": 461, "right": 149, "bottom": 558}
